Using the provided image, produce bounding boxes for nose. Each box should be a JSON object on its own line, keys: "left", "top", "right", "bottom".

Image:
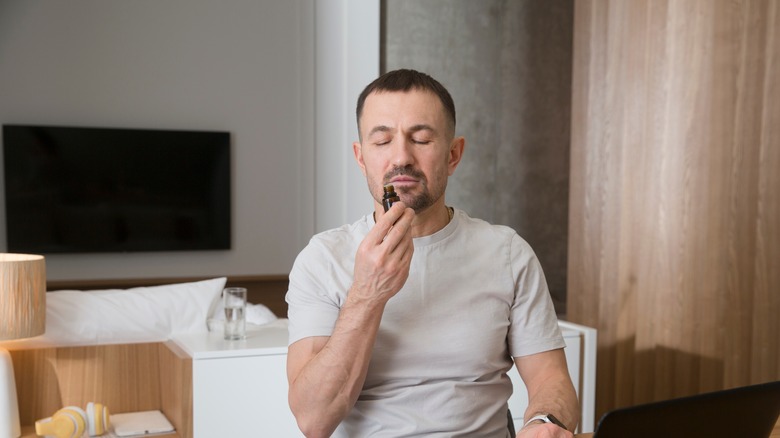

{"left": 391, "top": 139, "right": 415, "bottom": 168}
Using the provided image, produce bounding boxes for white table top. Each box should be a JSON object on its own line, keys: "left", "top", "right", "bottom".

{"left": 171, "top": 319, "right": 289, "bottom": 359}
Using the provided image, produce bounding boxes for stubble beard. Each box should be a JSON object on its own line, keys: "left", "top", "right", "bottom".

{"left": 375, "top": 166, "right": 443, "bottom": 214}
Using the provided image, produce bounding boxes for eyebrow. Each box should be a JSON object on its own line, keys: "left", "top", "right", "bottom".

{"left": 367, "top": 125, "right": 393, "bottom": 137}
{"left": 408, "top": 124, "right": 436, "bottom": 135}
{"left": 367, "top": 124, "right": 437, "bottom": 137}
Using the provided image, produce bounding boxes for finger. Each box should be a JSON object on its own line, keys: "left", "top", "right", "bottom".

{"left": 380, "top": 207, "right": 414, "bottom": 250}
{"left": 368, "top": 202, "right": 411, "bottom": 244}
{"left": 396, "top": 234, "right": 414, "bottom": 265}
{"left": 378, "top": 234, "right": 414, "bottom": 282}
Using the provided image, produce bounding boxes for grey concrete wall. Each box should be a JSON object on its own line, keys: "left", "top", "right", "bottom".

{"left": 382, "top": 1, "right": 573, "bottom": 312}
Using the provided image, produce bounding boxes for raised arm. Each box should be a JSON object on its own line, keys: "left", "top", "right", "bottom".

{"left": 515, "top": 348, "right": 579, "bottom": 437}
{"left": 286, "top": 203, "right": 415, "bottom": 438}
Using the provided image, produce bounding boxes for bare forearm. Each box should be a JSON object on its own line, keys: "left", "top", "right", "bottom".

{"left": 288, "top": 296, "right": 385, "bottom": 437}
{"left": 523, "top": 376, "right": 579, "bottom": 432}
{"left": 516, "top": 349, "right": 580, "bottom": 434}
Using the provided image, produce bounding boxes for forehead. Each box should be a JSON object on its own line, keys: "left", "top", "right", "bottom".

{"left": 360, "top": 89, "right": 448, "bottom": 132}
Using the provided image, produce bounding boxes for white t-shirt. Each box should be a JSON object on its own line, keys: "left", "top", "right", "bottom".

{"left": 287, "top": 209, "right": 564, "bottom": 437}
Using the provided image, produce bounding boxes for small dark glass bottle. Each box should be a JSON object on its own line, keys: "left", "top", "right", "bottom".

{"left": 382, "top": 184, "right": 400, "bottom": 212}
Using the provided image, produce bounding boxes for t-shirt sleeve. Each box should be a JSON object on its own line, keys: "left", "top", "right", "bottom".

{"left": 286, "top": 238, "right": 343, "bottom": 345}
{"left": 507, "top": 233, "right": 565, "bottom": 357}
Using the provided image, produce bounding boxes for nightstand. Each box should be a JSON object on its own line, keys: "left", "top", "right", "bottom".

{"left": 171, "top": 320, "right": 302, "bottom": 437}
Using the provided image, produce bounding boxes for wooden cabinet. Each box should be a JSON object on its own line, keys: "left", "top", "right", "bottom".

{"left": 13, "top": 342, "right": 191, "bottom": 438}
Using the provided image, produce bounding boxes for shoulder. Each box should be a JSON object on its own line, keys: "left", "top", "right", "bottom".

{"left": 454, "top": 210, "right": 538, "bottom": 262}
{"left": 455, "top": 210, "right": 528, "bottom": 244}
{"left": 290, "top": 215, "right": 372, "bottom": 276}
{"left": 305, "top": 214, "right": 372, "bottom": 252}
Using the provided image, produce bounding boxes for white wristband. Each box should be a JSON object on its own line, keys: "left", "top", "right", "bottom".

{"left": 523, "top": 413, "right": 567, "bottom": 431}
{"left": 523, "top": 414, "right": 551, "bottom": 429}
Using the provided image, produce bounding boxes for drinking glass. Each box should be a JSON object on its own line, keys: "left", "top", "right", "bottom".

{"left": 223, "top": 287, "right": 247, "bottom": 340}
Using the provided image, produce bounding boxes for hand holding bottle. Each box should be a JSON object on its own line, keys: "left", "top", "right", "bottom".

{"left": 350, "top": 202, "right": 415, "bottom": 305}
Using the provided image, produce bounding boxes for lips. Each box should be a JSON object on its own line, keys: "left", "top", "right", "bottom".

{"left": 384, "top": 166, "right": 425, "bottom": 187}
{"left": 389, "top": 176, "right": 418, "bottom": 184}
{"left": 387, "top": 177, "right": 422, "bottom": 193}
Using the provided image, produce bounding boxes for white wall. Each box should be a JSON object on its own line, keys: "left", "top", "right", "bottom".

{"left": 0, "top": 0, "right": 378, "bottom": 281}
{"left": 315, "top": 2, "right": 378, "bottom": 231}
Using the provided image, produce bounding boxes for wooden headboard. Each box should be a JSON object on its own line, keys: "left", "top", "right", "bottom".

{"left": 46, "top": 274, "right": 290, "bottom": 318}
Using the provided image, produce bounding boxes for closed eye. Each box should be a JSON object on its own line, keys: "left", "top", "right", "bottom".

{"left": 408, "top": 124, "right": 436, "bottom": 145}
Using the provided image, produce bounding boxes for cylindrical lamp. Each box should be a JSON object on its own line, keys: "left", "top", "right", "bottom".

{"left": 1, "top": 253, "right": 46, "bottom": 438}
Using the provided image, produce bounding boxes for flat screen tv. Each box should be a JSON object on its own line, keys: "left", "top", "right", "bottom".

{"left": 3, "top": 124, "right": 231, "bottom": 253}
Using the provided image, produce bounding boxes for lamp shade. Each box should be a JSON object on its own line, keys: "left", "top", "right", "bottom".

{"left": 0, "top": 253, "right": 46, "bottom": 341}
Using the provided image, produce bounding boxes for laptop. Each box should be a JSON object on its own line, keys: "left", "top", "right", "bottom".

{"left": 592, "top": 380, "right": 780, "bottom": 438}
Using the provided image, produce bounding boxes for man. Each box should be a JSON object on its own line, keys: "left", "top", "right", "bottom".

{"left": 286, "top": 69, "right": 578, "bottom": 438}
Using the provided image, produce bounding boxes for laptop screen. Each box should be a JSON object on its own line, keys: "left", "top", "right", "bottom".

{"left": 594, "top": 381, "right": 780, "bottom": 438}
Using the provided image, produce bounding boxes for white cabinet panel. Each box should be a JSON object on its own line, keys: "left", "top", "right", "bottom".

{"left": 193, "top": 354, "right": 300, "bottom": 437}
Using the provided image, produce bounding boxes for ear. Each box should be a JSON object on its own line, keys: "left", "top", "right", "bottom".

{"left": 447, "top": 136, "right": 465, "bottom": 176}
{"left": 353, "top": 141, "right": 367, "bottom": 176}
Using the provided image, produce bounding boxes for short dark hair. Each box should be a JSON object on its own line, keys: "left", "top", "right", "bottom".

{"left": 356, "top": 69, "right": 456, "bottom": 138}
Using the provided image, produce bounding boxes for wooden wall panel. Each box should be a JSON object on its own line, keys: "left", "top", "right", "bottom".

{"left": 567, "top": 0, "right": 780, "bottom": 418}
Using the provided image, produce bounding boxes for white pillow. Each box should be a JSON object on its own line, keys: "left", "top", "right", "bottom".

{"left": 2, "top": 277, "right": 226, "bottom": 349}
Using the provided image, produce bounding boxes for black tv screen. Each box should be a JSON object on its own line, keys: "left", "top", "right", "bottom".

{"left": 3, "top": 124, "right": 231, "bottom": 253}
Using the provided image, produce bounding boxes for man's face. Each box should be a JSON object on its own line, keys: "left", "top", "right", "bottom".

{"left": 354, "top": 89, "right": 463, "bottom": 214}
